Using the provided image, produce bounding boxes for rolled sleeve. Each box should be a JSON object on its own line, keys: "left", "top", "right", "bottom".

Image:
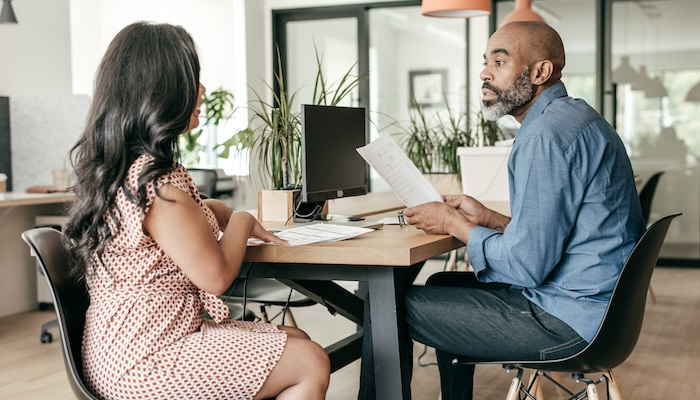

{"left": 467, "top": 225, "right": 501, "bottom": 278}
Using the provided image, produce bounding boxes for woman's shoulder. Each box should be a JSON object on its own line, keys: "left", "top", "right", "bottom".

{"left": 124, "top": 155, "right": 193, "bottom": 194}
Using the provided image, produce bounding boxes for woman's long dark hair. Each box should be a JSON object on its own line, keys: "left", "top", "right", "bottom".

{"left": 63, "top": 22, "right": 201, "bottom": 279}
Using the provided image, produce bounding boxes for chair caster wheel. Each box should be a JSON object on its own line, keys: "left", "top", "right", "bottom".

{"left": 40, "top": 332, "right": 53, "bottom": 343}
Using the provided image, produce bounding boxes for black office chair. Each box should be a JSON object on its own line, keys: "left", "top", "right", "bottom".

{"left": 22, "top": 227, "right": 256, "bottom": 399}
{"left": 21, "top": 227, "right": 99, "bottom": 400}
{"left": 222, "top": 278, "right": 317, "bottom": 327}
{"left": 187, "top": 167, "right": 219, "bottom": 198}
{"left": 639, "top": 171, "right": 665, "bottom": 226}
{"left": 638, "top": 171, "right": 664, "bottom": 303}
{"left": 451, "top": 213, "right": 681, "bottom": 400}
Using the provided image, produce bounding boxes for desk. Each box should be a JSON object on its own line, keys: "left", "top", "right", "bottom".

{"left": 245, "top": 223, "right": 463, "bottom": 399}
{"left": 0, "top": 192, "right": 74, "bottom": 317}
{"left": 245, "top": 192, "right": 510, "bottom": 399}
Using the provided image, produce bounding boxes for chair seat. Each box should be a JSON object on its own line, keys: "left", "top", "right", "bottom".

{"left": 223, "top": 278, "right": 316, "bottom": 307}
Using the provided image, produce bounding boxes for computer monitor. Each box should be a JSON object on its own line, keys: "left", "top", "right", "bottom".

{"left": 294, "top": 104, "right": 368, "bottom": 222}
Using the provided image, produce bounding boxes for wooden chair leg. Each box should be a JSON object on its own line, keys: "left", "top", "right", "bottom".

{"left": 446, "top": 250, "right": 457, "bottom": 272}
{"left": 505, "top": 375, "right": 522, "bottom": 400}
{"left": 603, "top": 370, "right": 623, "bottom": 400}
{"left": 586, "top": 382, "right": 600, "bottom": 400}
{"left": 648, "top": 285, "right": 657, "bottom": 303}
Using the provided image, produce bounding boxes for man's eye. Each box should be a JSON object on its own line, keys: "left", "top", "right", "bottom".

{"left": 496, "top": 60, "right": 505, "bottom": 66}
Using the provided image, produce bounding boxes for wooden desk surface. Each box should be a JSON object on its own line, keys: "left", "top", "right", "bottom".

{"left": 0, "top": 192, "right": 75, "bottom": 208}
{"left": 245, "top": 224, "right": 463, "bottom": 267}
{"left": 327, "top": 191, "right": 510, "bottom": 218}
{"left": 247, "top": 193, "right": 510, "bottom": 267}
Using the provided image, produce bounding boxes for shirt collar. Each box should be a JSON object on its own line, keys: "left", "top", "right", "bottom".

{"left": 520, "top": 82, "right": 568, "bottom": 130}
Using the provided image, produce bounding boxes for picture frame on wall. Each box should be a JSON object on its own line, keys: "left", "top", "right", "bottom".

{"left": 409, "top": 69, "right": 447, "bottom": 108}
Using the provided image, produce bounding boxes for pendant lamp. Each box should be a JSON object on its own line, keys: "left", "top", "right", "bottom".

{"left": 0, "top": 0, "right": 18, "bottom": 24}
{"left": 631, "top": 66, "right": 654, "bottom": 92}
{"left": 500, "top": 0, "right": 544, "bottom": 26}
{"left": 421, "top": 0, "right": 491, "bottom": 18}
{"left": 645, "top": 76, "right": 668, "bottom": 99}
{"left": 685, "top": 81, "right": 700, "bottom": 102}
{"left": 612, "top": 56, "right": 640, "bottom": 85}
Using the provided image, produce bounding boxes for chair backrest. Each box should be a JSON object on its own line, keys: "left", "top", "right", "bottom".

{"left": 187, "top": 168, "right": 218, "bottom": 198}
{"left": 521, "top": 212, "right": 681, "bottom": 373}
{"left": 639, "top": 171, "right": 665, "bottom": 224}
{"left": 21, "top": 228, "right": 98, "bottom": 400}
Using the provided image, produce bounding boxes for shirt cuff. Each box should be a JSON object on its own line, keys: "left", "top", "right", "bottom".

{"left": 467, "top": 225, "right": 502, "bottom": 276}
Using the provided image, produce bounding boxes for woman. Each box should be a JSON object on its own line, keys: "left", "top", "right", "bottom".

{"left": 63, "top": 22, "right": 329, "bottom": 400}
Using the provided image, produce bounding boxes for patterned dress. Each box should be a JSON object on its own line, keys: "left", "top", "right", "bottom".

{"left": 82, "top": 155, "right": 287, "bottom": 400}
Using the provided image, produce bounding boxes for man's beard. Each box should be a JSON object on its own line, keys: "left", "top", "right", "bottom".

{"left": 482, "top": 67, "right": 534, "bottom": 121}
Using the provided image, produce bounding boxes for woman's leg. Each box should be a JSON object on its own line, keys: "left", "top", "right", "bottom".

{"left": 254, "top": 327, "right": 330, "bottom": 400}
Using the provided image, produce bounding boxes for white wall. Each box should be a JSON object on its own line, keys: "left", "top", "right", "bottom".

{"left": 0, "top": 0, "right": 73, "bottom": 96}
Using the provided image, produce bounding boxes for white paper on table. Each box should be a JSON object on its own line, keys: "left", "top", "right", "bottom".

{"left": 356, "top": 134, "right": 443, "bottom": 207}
{"left": 248, "top": 223, "right": 374, "bottom": 246}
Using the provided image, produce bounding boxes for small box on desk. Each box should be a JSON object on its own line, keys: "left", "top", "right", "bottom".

{"left": 258, "top": 189, "right": 299, "bottom": 222}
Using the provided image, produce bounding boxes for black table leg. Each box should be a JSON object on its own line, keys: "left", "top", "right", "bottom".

{"left": 368, "top": 266, "right": 413, "bottom": 400}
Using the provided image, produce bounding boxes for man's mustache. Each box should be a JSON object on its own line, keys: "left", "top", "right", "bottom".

{"left": 482, "top": 82, "right": 502, "bottom": 96}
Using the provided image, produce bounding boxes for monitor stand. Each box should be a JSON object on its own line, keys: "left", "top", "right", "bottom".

{"left": 293, "top": 200, "right": 327, "bottom": 222}
{"left": 292, "top": 201, "right": 366, "bottom": 223}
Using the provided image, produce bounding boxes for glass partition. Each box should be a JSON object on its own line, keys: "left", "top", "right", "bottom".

{"left": 612, "top": 0, "right": 700, "bottom": 262}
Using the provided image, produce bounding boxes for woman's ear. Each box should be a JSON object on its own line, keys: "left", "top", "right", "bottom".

{"left": 531, "top": 60, "right": 554, "bottom": 85}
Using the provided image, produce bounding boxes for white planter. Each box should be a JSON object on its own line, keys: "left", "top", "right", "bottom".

{"left": 457, "top": 146, "right": 512, "bottom": 202}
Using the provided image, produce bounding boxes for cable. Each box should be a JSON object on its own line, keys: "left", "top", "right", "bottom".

{"left": 221, "top": 262, "right": 254, "bottom": 321}
{"left": 468, "top": 149, "right": 510, "bottom": 199}
{"left": 281, "top": 287, "right": 293, "bottom": 326}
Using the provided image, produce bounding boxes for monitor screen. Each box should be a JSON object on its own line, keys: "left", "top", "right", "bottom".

{"left": 298, "top": 104, "right": 368, "bottom": 219}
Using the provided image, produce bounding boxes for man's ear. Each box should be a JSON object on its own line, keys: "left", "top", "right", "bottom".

{"left": 531, "top": 60, "right": 554, "bottom": 85}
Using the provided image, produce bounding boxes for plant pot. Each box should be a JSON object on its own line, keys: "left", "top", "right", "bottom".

{"left": 257, "top": 189, "right": 300, "bottom": 222}
{"left": 457, "top": 146, "right": 512, "bottom": 201}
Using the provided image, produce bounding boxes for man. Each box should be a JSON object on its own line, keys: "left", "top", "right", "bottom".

{"left": 358, "top": 21, "right": 644, "bottom": 399}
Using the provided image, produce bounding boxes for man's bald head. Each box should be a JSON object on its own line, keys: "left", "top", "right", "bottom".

{"left": 495, "top": 21, "right": 566, "bottom": 81}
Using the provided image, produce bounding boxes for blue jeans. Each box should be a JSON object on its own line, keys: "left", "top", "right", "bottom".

{"left": 358, "top": 271, "right": 587, "bottom": 400}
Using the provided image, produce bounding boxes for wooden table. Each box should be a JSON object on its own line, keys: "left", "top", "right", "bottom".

{"left": 244, "top": 224, "right": 463, "bottom": 400}
{"left": 0, "top": 192, "right": 75, "bottom": 317}
{"left": 244, "top": 191, "right": 509, "bottom": 399}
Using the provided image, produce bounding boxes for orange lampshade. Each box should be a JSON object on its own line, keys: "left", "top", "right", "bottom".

{"left": 500, "top": 0, "right": 544, "bottom": 26}
{"left": 421, "top": 0, "right": 491, "bottom": 18}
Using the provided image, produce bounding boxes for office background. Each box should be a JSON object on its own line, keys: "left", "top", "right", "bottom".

{"left": 0, "top": 0, "right": 697, "bottom": 297}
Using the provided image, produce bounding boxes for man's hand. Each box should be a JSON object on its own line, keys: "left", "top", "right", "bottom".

{"left": 402, "top": 201, "right": 474, "bottom": 243}
{"left": 443, "top": 194, "right": 510, "bottom": 232}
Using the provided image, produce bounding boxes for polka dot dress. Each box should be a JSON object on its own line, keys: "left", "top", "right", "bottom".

{"left": 82, "top": 155, "right": 287, "bottom": 400}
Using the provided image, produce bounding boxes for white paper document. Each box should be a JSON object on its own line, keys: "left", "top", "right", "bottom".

{"left": 356, "top": 134, "right": 443, "bottom": 207}
{"left": 249, "top": 223, "right": 374, "bottom": 246}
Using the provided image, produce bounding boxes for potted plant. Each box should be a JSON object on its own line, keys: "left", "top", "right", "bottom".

{"left": 396, "top": 95, "right": 506, "bottom": 195}
{"left": 179, "top": 87, "right": 249, "bottom": 167}
{"left": 240, "top": 46, "right": 363, "bottom": 220}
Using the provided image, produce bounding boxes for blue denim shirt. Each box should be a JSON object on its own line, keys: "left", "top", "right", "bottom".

{"left": 467, "top": 83, "right": 645, "bottom": 342}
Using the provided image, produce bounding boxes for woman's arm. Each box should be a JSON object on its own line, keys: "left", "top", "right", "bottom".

{"left": 143, "top": 184, "right": 286, "bottom": 294}
{"left": 202, "top": 198, "right": 233, "bottom": 231}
